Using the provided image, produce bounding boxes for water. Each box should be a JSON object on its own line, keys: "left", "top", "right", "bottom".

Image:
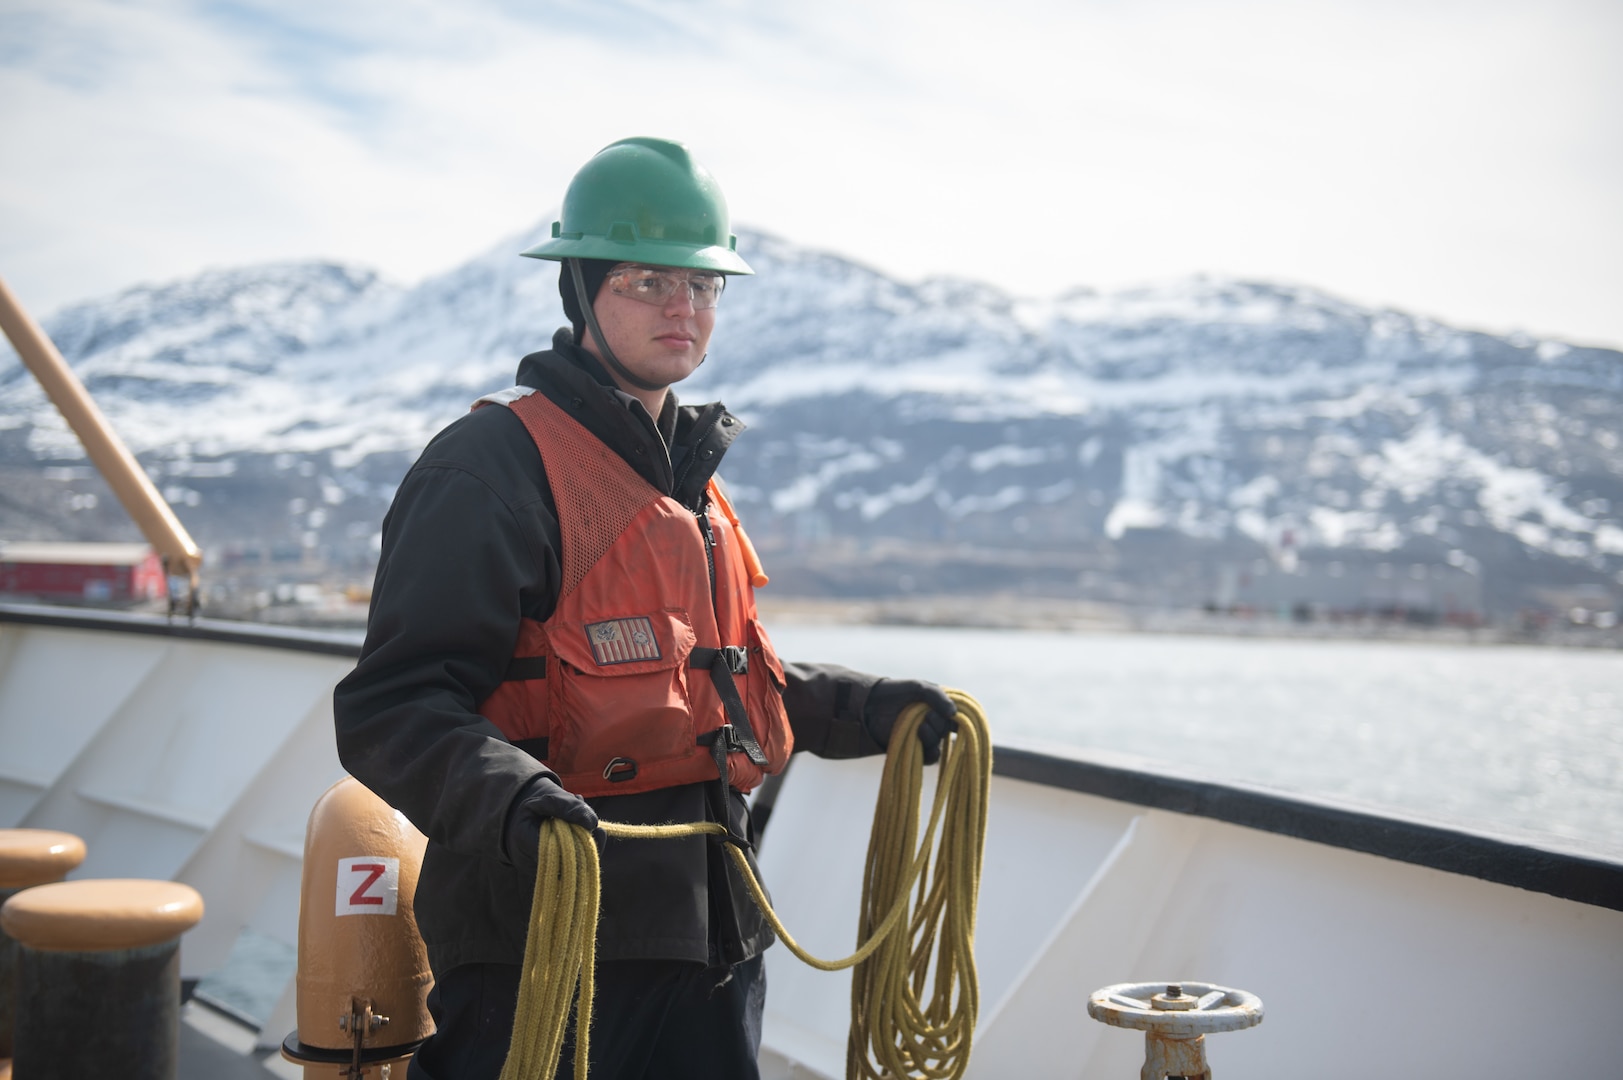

{"left": 193, "top": 927, "right": 297, "bottom": 1027}
{"left": 768, "top": 624, "right": 1623, "bottom": 859}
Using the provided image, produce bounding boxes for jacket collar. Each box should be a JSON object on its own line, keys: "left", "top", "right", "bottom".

{"left": 514, "top": 328, "right": 746, "bottom": 510}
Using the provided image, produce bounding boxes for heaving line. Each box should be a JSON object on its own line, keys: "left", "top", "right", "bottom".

{"left": 501, "top": 690, "right": 992, "bottom": 1080}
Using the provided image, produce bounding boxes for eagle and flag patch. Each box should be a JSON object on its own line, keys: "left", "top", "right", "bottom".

{"left": 585, "top": 616, "right": 662, "bottom": 665}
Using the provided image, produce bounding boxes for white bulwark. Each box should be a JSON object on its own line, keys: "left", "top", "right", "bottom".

{"left": 1, "top": 603, "right": 1619, "bottom": 1076}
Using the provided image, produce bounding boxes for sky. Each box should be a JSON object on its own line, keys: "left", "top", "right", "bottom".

{"left": 2, "top": 0, "right": 1621, "bottom": 347}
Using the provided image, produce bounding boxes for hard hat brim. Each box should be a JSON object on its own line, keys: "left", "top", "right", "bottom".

{"left": 521, "top": 235, "right": 754, "bottom": 275}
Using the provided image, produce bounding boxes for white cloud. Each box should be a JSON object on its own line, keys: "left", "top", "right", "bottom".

{"left": 1, "top": 0, "right": 1620, "bottom": 348}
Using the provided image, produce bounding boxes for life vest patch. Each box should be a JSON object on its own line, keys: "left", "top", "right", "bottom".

{"left": 585, "top": 616, "right": 662, "bottom": 665}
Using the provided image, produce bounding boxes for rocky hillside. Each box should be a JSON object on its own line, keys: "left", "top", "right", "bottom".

{"left": 3, "top": 226, "right": 1620, "bottom": 620}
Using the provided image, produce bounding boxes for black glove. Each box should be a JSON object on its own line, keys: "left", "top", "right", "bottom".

{"left": 863, "top": 679, "right": 958, "bottom": 765}
{"left": 502, "top": 773, "right": 604, "bottom": 873}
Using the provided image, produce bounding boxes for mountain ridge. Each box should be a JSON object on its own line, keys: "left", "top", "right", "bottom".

{"left": 3, "top": 225, "right": 1620, "bottom": 620}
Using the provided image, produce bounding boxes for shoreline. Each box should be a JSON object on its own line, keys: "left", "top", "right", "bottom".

{"left": 754, "top": 594, "right": 1623, "bottom": 649}
{"left": 22, "top": 592, "right": 1621, "bottom": 649}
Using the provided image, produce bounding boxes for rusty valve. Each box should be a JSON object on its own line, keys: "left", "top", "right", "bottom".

{"left": 1087, "top": 981, "right": 1263, "bottom": 1080}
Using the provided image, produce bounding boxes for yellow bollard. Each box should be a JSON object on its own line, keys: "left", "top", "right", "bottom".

{"left": 0, "top": 829, "right": 87, "bottom": 1062}
{"left": 1, "top": 878, "right": 204, "bottom": 1079}
{"left": 279, "top": 777, "right": 433, "bottom": 1078}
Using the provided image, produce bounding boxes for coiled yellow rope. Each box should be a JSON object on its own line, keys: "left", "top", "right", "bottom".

{"left": 499, "top": 689, "right": 990, "bottom": 1080}
{"left": 498, "top": 814, "right": 601, "bottom": 1080}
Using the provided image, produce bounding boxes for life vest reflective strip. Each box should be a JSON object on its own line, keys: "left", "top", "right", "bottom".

{"left": 475, "top": 388, "right": 793, "bottom": 797}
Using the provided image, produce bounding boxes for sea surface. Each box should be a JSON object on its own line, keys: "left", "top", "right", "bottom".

{"left": 768, "top": 624, "right": 1623, "bottom": 860}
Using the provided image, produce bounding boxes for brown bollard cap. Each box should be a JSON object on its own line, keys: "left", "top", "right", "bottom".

{"left": 0, "top": 879, "right": 203, "bottom": 951}
{"left": 0, "top": 829, "right": 86, "bottom": 889}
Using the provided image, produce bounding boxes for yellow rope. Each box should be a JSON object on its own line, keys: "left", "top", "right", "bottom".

{"left": 498, "top": 815, "right": 600, "bottom": 1080}
{"left": 501, "top": 689, "right": 991, "bottom": 1080}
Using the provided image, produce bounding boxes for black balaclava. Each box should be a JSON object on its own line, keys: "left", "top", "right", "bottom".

{"left": 559, "top": 258, "right": 617, "bottom": 345}
{"left": 559, "top": 258, "right": 670, "bottom": 393}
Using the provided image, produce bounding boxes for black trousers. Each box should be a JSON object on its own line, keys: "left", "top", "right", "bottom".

{"left": 407, "top": 956, "right": 765, "bottom": 1080}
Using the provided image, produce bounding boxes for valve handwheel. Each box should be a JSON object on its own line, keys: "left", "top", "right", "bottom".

{"left": 1087, "top": 982, "right": 1263, "bottom": 1079}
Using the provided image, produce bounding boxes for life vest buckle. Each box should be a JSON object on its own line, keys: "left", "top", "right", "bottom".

{"left": 602, "top": 757, "right": 639, "bottom": 783}
{"left": 718, "top": 646, "right": 749, "bottom": 674}
{"left": 716, "top": 724, "right": 748, "bottom": 754}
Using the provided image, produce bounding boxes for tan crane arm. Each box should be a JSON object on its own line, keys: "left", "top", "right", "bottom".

{"left": 0, "top": 274, "right": 203, "bottom": 607}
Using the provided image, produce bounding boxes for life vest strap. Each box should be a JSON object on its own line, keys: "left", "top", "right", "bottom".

{"left": 503, "top": 656, "right": 548, "bottom": 681}
{"left": 698, "top": 732, "right": 757, "bottom": 853}
{"left": 692, "top": 649, "right": 769, "bottom": 767}
{"left": 689, "top": 645, "right": 748, "bottom": 674}
{"left": 512, "top": 736, "right": 549, "bottom": 761}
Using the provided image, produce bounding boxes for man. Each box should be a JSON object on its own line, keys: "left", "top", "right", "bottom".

{"left": 334, "top": 136, "right": 955, "bottom": 1080}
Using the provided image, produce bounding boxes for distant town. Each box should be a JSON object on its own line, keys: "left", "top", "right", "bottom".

{"left": 3, "top": 535, "right": 1617, "bottom": 650}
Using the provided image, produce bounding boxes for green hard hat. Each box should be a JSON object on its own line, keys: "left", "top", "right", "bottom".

{"left": 521, "top": 136, "right": 753, "bottom": 275}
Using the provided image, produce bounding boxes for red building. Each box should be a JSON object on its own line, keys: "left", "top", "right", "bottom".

{"left": 0, "top": 542, "right": 167, "bottom": 605}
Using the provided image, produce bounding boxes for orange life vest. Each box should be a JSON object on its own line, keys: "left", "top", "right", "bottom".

{"left": 475, "top": 388, "right": 793, "bottom": 798}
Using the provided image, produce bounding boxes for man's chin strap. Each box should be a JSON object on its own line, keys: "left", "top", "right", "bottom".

{"left": 569, "top": 257, "right": 669, "bottom": 393}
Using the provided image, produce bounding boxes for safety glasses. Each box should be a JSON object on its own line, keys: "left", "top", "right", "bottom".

{"left": 606, "top": 265, "right": 726, "bottom": 309}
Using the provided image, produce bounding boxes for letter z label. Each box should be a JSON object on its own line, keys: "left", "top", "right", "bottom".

{"left": 336, "top": 856, "right": 400, "bottom": 915}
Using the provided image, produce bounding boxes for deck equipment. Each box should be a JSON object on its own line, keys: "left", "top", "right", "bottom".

{"left": 279, "top": 778, "right": 432, "bottom": 1079}
{"left": 0, "top": 276, "right": 203, "bottom": 614}
{"left": 0, "top": 829, "right": 87, "bottom": 1061}
{"left": 502, "top": 691, "right": 992, "bottom": 1080}
{"left": 0, "top": 877, "right": 203, "bottom": 1078}
{"left": 1087, "top": 981, "right": 1264, "bottom": 1080}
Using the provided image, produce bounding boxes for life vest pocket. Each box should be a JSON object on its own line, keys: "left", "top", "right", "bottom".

{"left": 543, "top": 608, "right": 701, "bottom": 782}
{"left": 745, "top": 617, "right": 794, "bottom": 773}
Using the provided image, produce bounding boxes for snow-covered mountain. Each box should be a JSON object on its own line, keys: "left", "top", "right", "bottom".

{"left": 3, "top": 226, "right": 1621, "bottom": 617}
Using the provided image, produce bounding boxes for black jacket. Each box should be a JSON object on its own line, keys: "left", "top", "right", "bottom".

{"left": 333, "top": 330, "right": 887, "bottom": 975}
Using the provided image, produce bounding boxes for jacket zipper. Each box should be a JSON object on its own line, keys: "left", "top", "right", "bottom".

{"left": 696, "top": 502, "right": 718, "bottom": 610}
{"left": 683, "top": 407, "right": 724, "bottom": 614}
